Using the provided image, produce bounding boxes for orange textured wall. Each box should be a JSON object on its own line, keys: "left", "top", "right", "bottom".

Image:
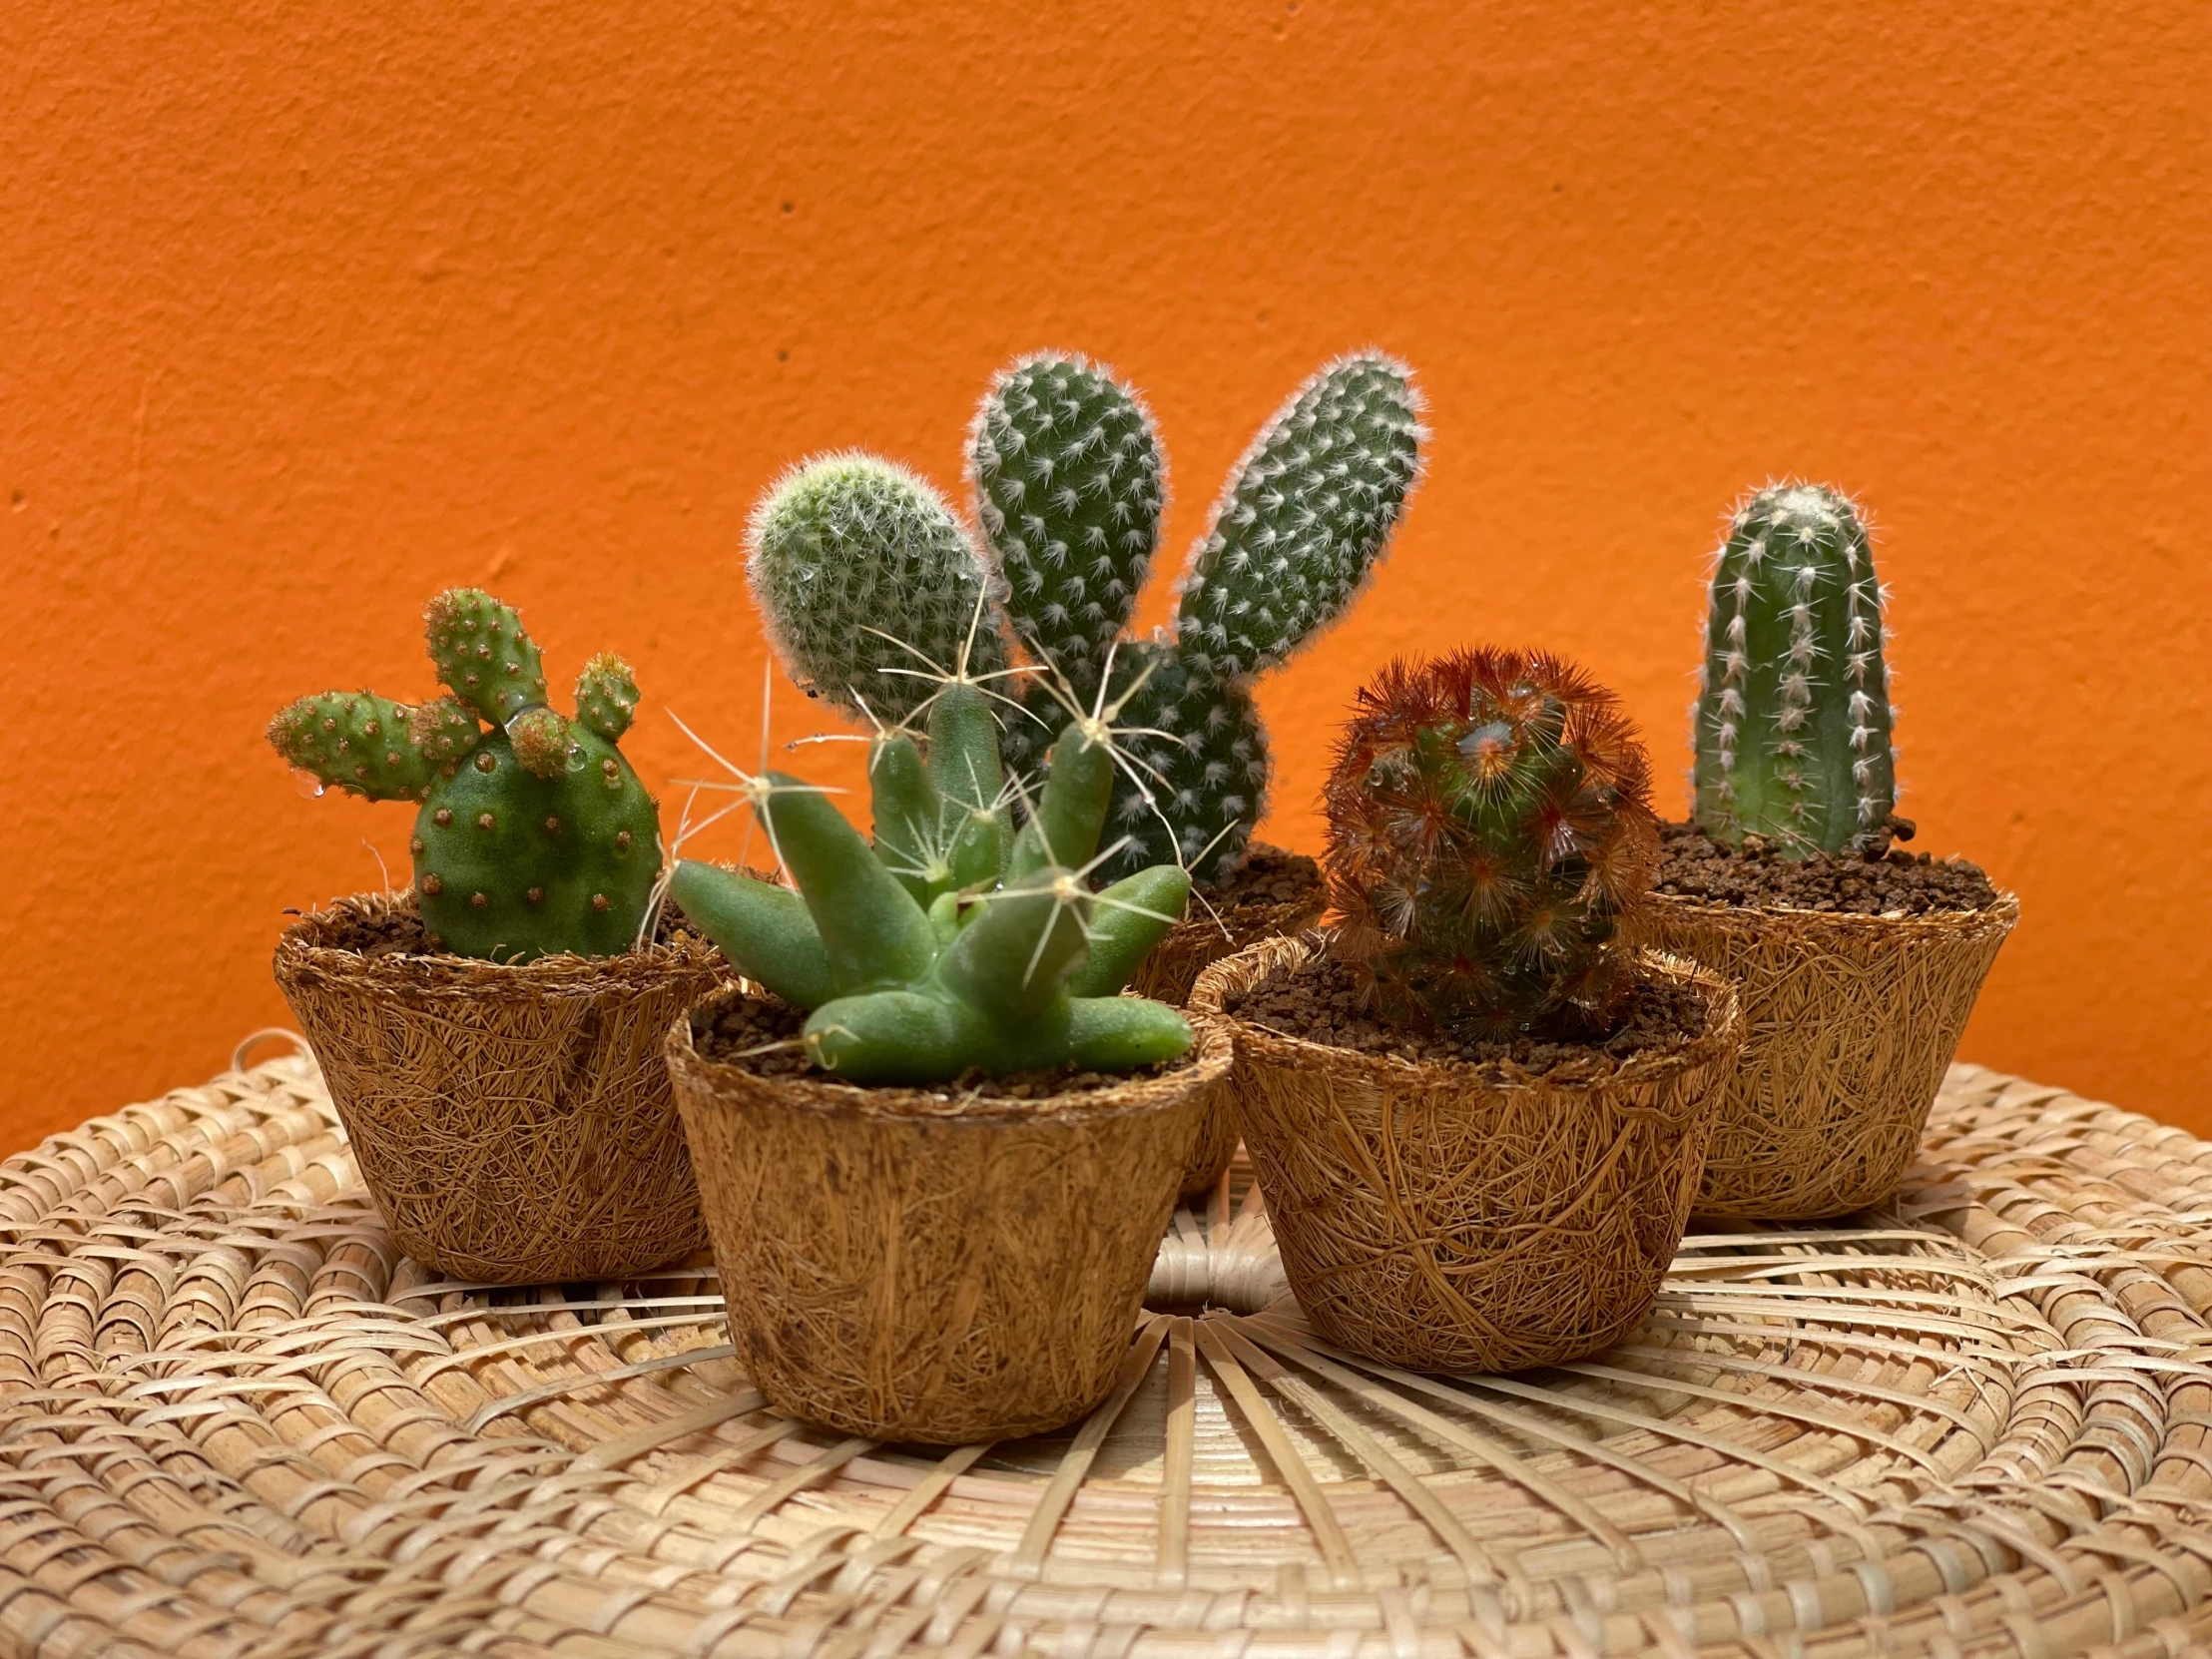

{"left": 5, "top": 1, "right": 2209, "bottom": 1148}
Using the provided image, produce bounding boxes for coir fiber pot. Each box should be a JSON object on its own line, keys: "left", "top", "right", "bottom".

{"left": 273, "top": 890, "right": 721, "bottom": 1283}
{"left": 1642, "top": 888, "right": 2019, "bottom": 1220}
{"left": 1127, "top": 843, "right": 1327, "bottom": 1198}
{"left": 666, "top": 984, "right": 1232, "bottom": 1443}
{"left": 1192, "top": 934, "right": 1744, "bottom": 1375}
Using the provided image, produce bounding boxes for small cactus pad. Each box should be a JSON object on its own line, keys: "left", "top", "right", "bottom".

{"left": 274, "top": 590, "right": 662, "bottom": 961}
{"left": 575, "top": 654, "right": 640, "bottom": 743}
{"left": 406, "top": 698, "right": 485, "bottom": 773}
{"left": 413, "top": 730, "right": 660, "bottom": 961}
{"left": 1175, "top": 353, "right": 1424, "bottom": 682}
{"left": 268, "top": 692, "right": 434, "bottom": 803}
{"left": 748, "top": 455, "right": 1009, "bottom": 726}
{"left": 425, "top": 588, "right": 549, "bottom": 726}
{"left": 506, "top": 706, "right": 574, "bottom": 780}
{"left": 1325, "top": 646, "right": 1659, "bottom": 1036}
{"left": 1692, "top": 483, "right": 1897, "bottom": 857}
{"left": 971, "top": 352, "right": 1163, "bottom": 710}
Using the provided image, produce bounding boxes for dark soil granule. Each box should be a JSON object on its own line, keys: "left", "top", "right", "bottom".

{"left": 1223, "top": 950, "right": 1710, "bottom": 1084}
{"left": 692, "top": 992, "right": 1199, "bottom": 1100}
{"left": 312, "top": 894, "right": 708, "bottom": 959}
{"left": 1655, "top": 821, "right": 1998, "bottom": 915}
{"left": 1201, "top": 842, "right": 1323, "bottom": 911}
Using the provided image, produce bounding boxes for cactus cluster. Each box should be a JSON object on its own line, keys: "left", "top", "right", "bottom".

{"left": 1692, "top": 483, "right": 1897, "bottom": 857}
{"left": 269, "top": 589, "right": 661, "bottom": 961}
{"left": 746, "top": 351, "right": 1423, "bottom": 886}
{"left": 1324, "top": 647, "right": 1660, "bottom": 1037}
{"left": 669, "top": 680, "right": 1193, "bottom": 1084}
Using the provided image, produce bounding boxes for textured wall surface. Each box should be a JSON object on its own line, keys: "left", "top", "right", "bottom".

{"left": 5, "top": 1, "right": 2208, "bottom": 1146}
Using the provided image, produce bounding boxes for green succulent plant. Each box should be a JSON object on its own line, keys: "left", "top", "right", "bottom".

{"left": 269, "top": 588, "right": 660, "bottom": 961}
{"left": 669, "top": 673, "right": 1194, "bottom": 1085}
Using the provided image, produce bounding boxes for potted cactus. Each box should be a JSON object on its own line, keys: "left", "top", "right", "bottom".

{"left": 1644, "top": 483, "right": 2018, "bottom": 1218}
{"left": 752, "top": 348, "right": 1424, "bottom": 1192}
{"left": 663, "top": 644, "right": 1231, "bottom": 1442}
{"left": 267, "top": 588, "right": 719, "bottom": 1283}
{"left": 1192, "top": 647, "right": 1743, "bottom": 1374}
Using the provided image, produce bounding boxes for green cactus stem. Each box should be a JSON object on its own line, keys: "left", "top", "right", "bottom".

{"left": 1692, "top": 483, "right": 1897, "bottom": 857}
{"left": 985, "top": 350, "right": 1424, "bottom": 881}
{"left": 270, "top": 589, "right": 661, "bottom": 962}
{"left": 1324, "top": 646, "right": 1661, "bottom": 1037}
{"left": 748, "top": 454, "right": 1009, "bottom": 727}
{"left": 669, "top": 682, "right": 1192, "bottom": 1085}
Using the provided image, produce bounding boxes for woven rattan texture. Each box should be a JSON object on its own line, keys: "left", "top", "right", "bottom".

{"left": 2, "top": 1050, "right": 2210, "bottom": 1657}
{"left": 1192, "top": 938, "right": 1746, "bottom": 1375}
{"left": 1642, "top": 892, "right": 2020, "bottom": 1221}
{"left": 274, "top": 893, "right": 721, "bottom": 1282}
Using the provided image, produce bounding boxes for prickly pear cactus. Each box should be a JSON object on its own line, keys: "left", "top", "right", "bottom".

{"left": 269, "top": 589, "right": 661, "bottom": 962}
{"left": 1692, "top": 483, "right": 1897, "bottom": 857}
{"left": 969, "top": 353, "right": 1164, "bottom": 712}
{"left": 1324, "top": 647, "right": 1660, "bottom": 1037}
{"left": 748, "top": 455, "right": 1008, "bottom": 727}
{"left": 984, "top": 350, "right": 1424, "bottom": 881}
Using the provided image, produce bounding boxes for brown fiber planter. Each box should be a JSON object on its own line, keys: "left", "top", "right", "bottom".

{"left": 1192, "top": 936, "right": 1743, "bottom": 1374}
{"left": 666, "top": 986, "right": 1231, "bottom": 1443}
{"left": 1643, "top": 889, "right": 2019, "bottom": 1219}
{"left": 1127, "top": 843, "right": 1327, "bottom": 1198}
{"left": 274, "top": 891, "right": 721, "bottom": 1283}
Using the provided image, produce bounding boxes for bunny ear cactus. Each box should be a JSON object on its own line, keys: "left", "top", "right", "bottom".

{"left": 1324, "top": 647, "right": 1660, "bottom": 1038}
{"left": 668, "top": 682, "right": 1194, "bottom": 1085}
{"left": 268, "top": 589, "right": 662, "bottom": 962}
{"left": 1692, "top": 483, "right": 1897, "bottom": 858}
{"left": 976, "top": 350, "right": 1424, "bottom": 883}
{"left": 748, "top": 455, "right": 1010, "bottom": 728}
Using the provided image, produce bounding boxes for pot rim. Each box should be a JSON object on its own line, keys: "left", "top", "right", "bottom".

{"left": 274, "top": 888, "right": 725, "bottom": 1001}
{"left": 1193, "top": 933, "right": 1744, "bottom": 1103}
{"left": 666, "top": 982, "right": 1233, "bottom": 1129}
{"left": 1648, "top": 885, "right": 2021, "bottom": 935}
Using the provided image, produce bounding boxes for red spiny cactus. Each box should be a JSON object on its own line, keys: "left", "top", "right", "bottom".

{"left": 1323, "top": 646, "right": 1660, "bottom": 1036}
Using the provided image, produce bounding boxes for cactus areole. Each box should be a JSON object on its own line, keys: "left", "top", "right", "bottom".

{"left": 1324, "top": 647, "right": 1661, "bottom": 1038}
{"left": 668, "top": 681, "right": 1195, "bottom": 1086}
{"left": 268, "top": 589, "right": 662, "bottom": 962}
{"left": 1692, "top": 483, "right": 1898, "bottom": 858}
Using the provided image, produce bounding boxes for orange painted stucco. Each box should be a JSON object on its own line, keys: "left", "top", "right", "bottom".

{"left": 5, "top": 1, "right": 2209, "bottom": 1148}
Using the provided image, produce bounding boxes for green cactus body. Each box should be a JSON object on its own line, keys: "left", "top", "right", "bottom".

{"left": 969, "top": 353, "right": 1163, "bottom": 712}
{"left": 1324, "top": 647, "right": 1660, "bottom": 1037}
{"left": 748, "top": 454, "right": 1008, "bottom": 727}
{"left": 1692, "top": 483, "right": 1897, "bottom": 857}
{"left": 270, "top": 589, "right": 662, "bottom": 962}
{"left": 746, "top": 353, "right": 1421, "bottom": 887}
{"left": 669, "top": 683, "right": 1192, "bottom": 1085}
{"left": 1172, "top": 352, "right": 1424, "bottom": 683}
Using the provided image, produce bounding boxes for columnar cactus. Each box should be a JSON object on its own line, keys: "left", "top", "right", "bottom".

{"left": 1692, "top": 483, "right": 1897, "bottom": 857}
{"left": 669, "top": 681, "right": 1193, "bottom": 1084}
{"left": 269, "top": 589, "right": 661, "bottom": 961}
{"left": 1324, "top": 647, "right": 1660, "bottom": 1037}
{"left": 975, "top": 351, "right": 1424, "bottom": 881}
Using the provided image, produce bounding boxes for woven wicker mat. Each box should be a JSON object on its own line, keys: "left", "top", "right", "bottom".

{"left": 3, "top": 1049, "right": 2210, "bottom": 1659}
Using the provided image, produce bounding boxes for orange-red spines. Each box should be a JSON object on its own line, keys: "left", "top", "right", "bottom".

{"left": 1324, "top": 647, "right": 1659, "bottom": 1037}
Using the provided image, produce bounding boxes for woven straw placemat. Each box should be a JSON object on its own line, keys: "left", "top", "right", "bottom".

{"left": 2, "top": 1044, "right": 2209, "bottom": 1658}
